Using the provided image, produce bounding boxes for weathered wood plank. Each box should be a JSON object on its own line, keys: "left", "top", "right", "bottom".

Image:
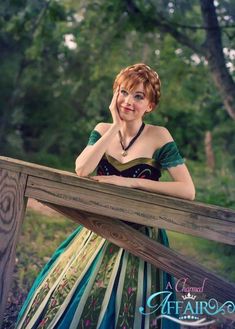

{"left": 44, "top": 202, "right": 235, "bottom": 306}
{"left": 0, "top": 156, "right": 234, "bottom": 323}
{"left": 0, "top": 169, "right": 28, "bottom": 327}
{"left": 26, "top": 175, "right": 235, "bottom": 245}
{"left": 0, "top": 156, "right": 234, "bottom": 222}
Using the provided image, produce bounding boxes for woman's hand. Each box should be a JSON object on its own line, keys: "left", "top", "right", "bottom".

{"left": 91, "top": 175, "right": 132, "bottom": 187}
{"left": 109, "top": 87, "right": 122, "bottom": 128}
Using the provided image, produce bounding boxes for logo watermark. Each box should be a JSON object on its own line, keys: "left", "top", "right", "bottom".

{"left": 139, "top": 277, "right": 235, "bottom": 327}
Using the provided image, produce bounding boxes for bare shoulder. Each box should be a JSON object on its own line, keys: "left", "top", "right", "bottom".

{"left": 146, "top": 124, "right": 174, "bottom": 147}
{"left": 94, "top": 122, "right": 112, "bottom": 135}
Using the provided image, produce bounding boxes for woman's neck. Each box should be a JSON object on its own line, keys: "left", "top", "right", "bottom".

{"left": 119, "top": 120, "right": 144, "bottom": 139}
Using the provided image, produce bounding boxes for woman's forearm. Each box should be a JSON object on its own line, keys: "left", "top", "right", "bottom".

{"left": 75, "top": 124, "right": 119, "bottom": 176}
{"left": 128, "top": 178, "right": 195, "bottom": 200}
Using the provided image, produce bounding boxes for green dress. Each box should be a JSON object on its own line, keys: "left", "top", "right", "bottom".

{"left": 16, "top": 130, "right": 184, "bottom": 329}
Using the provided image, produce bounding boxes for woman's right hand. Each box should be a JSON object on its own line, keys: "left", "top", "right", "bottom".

{"left": 109, "top": 87, "right": 122, "bottom": 127}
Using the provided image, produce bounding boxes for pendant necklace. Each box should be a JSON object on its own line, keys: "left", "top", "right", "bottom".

{"left": 118, "top": 122, "right": 145, "bottom": 157}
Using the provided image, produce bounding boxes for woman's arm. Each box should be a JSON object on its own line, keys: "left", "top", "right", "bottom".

{"left": 131, "top": 163, "right": 195, "bottom": 200}
{"left": 91, "top": 164, "right": 195, "bottom": 201}
{"left": 75, "top": 123, "right": 119, "bottom": 176}
{"left": 75, "top": 87, "right": 122, "bottom": 176}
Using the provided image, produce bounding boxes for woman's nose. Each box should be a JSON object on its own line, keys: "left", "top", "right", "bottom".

{"left": 125, "top": 94, "right": 133, "bottom": 105}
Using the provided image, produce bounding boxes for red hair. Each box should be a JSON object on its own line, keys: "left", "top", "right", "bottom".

{"left": 113, "top": 63, "right": 161, "bottom": 108}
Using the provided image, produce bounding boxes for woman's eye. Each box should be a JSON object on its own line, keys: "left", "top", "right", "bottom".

{"left": 134, "top": 94, "right": 144, "bottom": 100}
{"left": 121, "top": 90, "right": 128, "bottom": 96}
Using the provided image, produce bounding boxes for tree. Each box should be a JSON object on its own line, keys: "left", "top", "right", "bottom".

{"left": 0, "top": 0, "right": 234, "bottom": 170}
{"left": 0, "top": 1, "right": 78, "bottom": 166}
{"left": 123, "top": 0, "right": 235, "bottom": 119}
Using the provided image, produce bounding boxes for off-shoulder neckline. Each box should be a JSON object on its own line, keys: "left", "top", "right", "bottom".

{"left": 104, "top": 141, "right": 176, "bottom": 165}
{"left": 104, "top": 153, "right": 155, "bottom": 165}
{"left": 91, "top": 129, "right": 176, "bottom": 164}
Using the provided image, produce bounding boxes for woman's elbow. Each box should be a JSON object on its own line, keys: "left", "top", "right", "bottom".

{"left": 186, "top": 184, "right": 196, "bottom": 201}
{"left": 75, "top": 170, "right": 85, "bottom": 177}
{"left": 75, "top": 165, "right": 88, "bottom": 177}
{"left": 75, "top": 158, "right": 87, "bottom": 177}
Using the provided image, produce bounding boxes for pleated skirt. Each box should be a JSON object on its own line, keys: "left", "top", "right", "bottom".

{"left": 16, "top": 225, "right": 179, "bottom": 329}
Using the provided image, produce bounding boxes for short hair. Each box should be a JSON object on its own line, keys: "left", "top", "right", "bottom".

{"left": 113, "top": 63, "right": 161, "bottom": 108}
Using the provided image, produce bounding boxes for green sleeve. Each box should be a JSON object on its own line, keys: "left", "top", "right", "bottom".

{"left": 153, "top": 141, "right": 185, "bottom": 169}
{"left": 87, "top": 130, "right": 102, "bottom": 145}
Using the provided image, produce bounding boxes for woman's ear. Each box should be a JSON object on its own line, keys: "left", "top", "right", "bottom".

{"left": 146, "top": 102, "right": 155, "bottom": 113}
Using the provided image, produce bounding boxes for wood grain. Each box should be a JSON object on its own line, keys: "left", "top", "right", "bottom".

{"left": 0, "top": 156, "right": 235, "bottom": 324}
{"left": 25, "top": 175, "right": 235, "bottom": 245}
{"left": 0, "top": 169, "right": 28, "bottom": 327}
{"left": 0, "top": 156, "right": 234, "bottom": 221}
{"left": 44, "top": 202, "right": 235, "bottom": 305}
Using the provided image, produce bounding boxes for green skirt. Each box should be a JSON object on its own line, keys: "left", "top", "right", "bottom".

{"left": 16, "top": 225, "right": 179, "bottom": 329}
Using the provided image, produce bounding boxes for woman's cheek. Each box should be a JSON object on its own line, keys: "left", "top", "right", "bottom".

{"left": 117, "top": 97, "right": 123, "bottom": 111}
{"left": 117, "top": 94, "right": 123, "bottom": 104}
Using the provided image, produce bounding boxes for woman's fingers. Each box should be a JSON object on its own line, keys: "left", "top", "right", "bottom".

{"left": 110, "top": 87, "right": 119, "bottom": 109}
{"left": 109, "top": 86, "right": 122, "bottom": 125}
{"left": 90, "top": 175, "right": 129, "bottom": 187}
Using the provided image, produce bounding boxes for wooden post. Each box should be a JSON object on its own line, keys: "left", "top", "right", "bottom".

{"left": 0, "top": 169, "right": 28, "bottom": 327}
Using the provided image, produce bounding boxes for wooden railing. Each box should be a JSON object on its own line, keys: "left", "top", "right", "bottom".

{"left": 0, "top": 156, "right": 235, "bottom": 327}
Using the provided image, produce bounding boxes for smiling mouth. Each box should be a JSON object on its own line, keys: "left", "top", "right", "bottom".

{"left": 122, "top": 106, "right": 134, "bottom": 112}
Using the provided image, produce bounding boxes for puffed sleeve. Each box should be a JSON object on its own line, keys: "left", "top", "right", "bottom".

{"left": 87, "top": 130, "right": 102, "bottom": 145}
{"left": 153, "top": 141, "right": 185, "bottom": 169}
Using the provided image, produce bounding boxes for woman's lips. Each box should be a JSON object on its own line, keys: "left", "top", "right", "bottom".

{"left": 122, "top": 106, "right": 134, "bottom": 112}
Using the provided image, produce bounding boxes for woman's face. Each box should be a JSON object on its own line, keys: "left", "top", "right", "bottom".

{"left": 117, "top": 83, "right": 152, "bottom": 121}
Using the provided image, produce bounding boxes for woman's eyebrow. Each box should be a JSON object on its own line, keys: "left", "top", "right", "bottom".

{"left": 135, "top": 91, "right": 145, "bottom": 95}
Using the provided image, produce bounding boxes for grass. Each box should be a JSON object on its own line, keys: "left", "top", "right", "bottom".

{"left": 168, "top": 231, "right": 235, "bottom": 282}
{"left": 2, "top": 210, "right": 78, "bottom": 329}
{"left": 16, "top": 210, "right": 78, "bottom": 290}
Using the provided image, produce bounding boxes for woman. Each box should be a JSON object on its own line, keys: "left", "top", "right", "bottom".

{"left": 16, "top": 63, "right": 195, "bottom": 329}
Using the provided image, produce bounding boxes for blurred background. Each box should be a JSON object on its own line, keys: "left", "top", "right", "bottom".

{"left": 1, "top": 0, "right": 235, "bottom": 327}
{"left": 0, "top": 0, "right": 234, "bottom": 177}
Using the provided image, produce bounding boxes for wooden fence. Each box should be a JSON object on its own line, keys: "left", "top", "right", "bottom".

{"left": 0, "top": 156, "right": 235, "bottom": 327}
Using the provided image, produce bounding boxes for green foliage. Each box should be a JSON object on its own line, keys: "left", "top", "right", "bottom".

{"left": 0, "top": 0, "right": 234, "bottom": 173}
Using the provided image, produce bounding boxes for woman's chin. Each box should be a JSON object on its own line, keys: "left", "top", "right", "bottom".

{"left": 119, "top": 111, "right": 133, "bottom": 120}
{"left": 119, "top": 113, "right": 125, "bottom": 121}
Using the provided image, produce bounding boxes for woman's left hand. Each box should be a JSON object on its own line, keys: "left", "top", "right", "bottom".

{"left": 91, "top": 175, "right": 131, "bottom": 187}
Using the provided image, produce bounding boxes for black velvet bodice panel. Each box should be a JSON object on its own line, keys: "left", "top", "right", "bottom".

{"left": 97, "top": 154, "right": 162, "bottom": 181}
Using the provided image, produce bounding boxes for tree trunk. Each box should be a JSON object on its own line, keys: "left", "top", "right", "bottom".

{"left": 204, "top": 130, "right": 215, "bottom": 171}
{"left": 200, "top": 0, "right": 235, "bottom": 120}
